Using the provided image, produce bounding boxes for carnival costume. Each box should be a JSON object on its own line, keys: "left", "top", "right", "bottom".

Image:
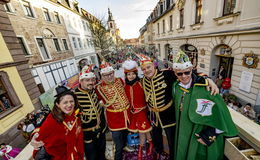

{"left": 172, "top": 51, "right": 237, "bottom": 160}
{"left": 74, "top": 65, "right": 107, "bottom": 160}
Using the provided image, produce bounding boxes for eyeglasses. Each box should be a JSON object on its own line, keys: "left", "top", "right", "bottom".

{"left": 102, "top": 72, "right": 114, "bottom": 77}
{"left": 176, "top": 71, "right": 191, "bottom": 76}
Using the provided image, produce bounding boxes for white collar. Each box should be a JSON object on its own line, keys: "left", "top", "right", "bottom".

{"left": 179, "top": 79, "right": 192, "bottom": 89}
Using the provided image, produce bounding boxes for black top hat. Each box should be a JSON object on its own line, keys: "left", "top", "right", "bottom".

{"left": 54, "top": 85, "right": 71, "bottom": 97}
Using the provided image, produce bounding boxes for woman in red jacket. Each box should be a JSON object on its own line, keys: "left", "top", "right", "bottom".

{"left": 33, "top": 86, "right": 84, "bottom": 160}
{"left": 123, "top": 60, "right": 153, "bottom": 160}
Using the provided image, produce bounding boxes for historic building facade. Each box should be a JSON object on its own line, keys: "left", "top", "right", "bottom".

{"left": 0, "top": 0, "right": 42, "bottom": 147}
{"left": 3, "top": 0, "right": 98, "bottom": 91}
{"left": 141, "top": 0, "right": 260, "bottom": 105}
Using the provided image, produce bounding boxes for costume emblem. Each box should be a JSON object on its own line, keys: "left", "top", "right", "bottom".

{"left": 196, "top": 99, "right": 215, "bottom": 116}
{"left": 161, "top": 83, "right": 167, "bottom": 88}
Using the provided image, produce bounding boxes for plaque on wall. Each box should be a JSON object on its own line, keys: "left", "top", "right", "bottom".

{"left": 239, "top": 71, "right": 253, "bottom": 93}
{"left": 242, "top": 51, "right": 259, "bottom": 68}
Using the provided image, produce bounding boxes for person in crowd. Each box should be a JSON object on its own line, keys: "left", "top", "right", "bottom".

{"left": 32, "top": 86, "right": 84, "bottom": 160}
{"left": 96, "top": 62, "right": 131, "bottom": 160}
{"left": 241, "top": 103, "right": 255, "bottom": 120}
{"left": 74, "top": 65, "right": 107, "bottom": 160}
{"left": 221, "top": 77, "right": 232, "bottom": 95}
{"left": 0, "top": 143, "right": 21, "bottom": 160}
{"left": 122, "top": 60, "right": 153, "bottom": 160}
{"left": 140, "top": 53, "right": 219, "bottom": 159}
{"left": 172, "top": 51, "right": 237, "bottom": 160}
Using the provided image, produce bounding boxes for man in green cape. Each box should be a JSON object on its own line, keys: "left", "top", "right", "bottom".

{"left": 172, "top": 51, "right": 238, "bottom": 160}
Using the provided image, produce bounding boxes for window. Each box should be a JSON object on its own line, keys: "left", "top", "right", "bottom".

{"left": 53, "top": 38, "right": 61, "bottom": 51}
{"left": 62, "top": 39, "right": 69, "bottom": 50}
{"left": 195, "top": 0, "right": 202, "bottom": 24}
{"left": 110, "top": 23, "right": 113, "bottom": 28}
{"left": 82, "top": 21, "right": 86, "bottom": 31}
{"left": 158, "top": 44, "right": 161, "bottom": 55}
{"left": 17, "top": 37, "right": 30, "bottom": 55}
{"left": 22, "top": 1, "right": 34, "bottom": 17}
{"left": 169, "top": 15, "right": 173, "bottom": 31}
{"left": 3, "top": 4, "right": 12, "bottom": 12}
{"left": 78, "top": 38, "right": 82, "bottom": 48}
{"left": 54, "top": 12, "right": 61, "bottom": 24}
{"left": 162, "top": 20, "right": 165, "bottom": 33}
{"left": 160, "top": 3, "right": 163, "bottom": 14}
{"left": 157, "top": 23, "right": 160, "bottom": 34}
{"left": 36, "top": 38, "right": 51, "bottom": 60}
{"left": 72, "top": 37, "right": 77, "bottom": 49}
{"left": 223, "top": 0, "right": 236, "bottom": 16}
{"left": 43, "top": 8, "right": 51, "bottom": 21}
{"left": 180, "top": 8, "right": 184, "bottom": 28}
{"left": 0, "top": 71, "right": 21, "bottom": 116}
{"left": 166, "top": 0, "right": 171, "bottom": 9}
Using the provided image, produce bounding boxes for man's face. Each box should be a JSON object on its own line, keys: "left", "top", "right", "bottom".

{"left": 141, "top": 63, "right": 156, "bottom": 78}
{"left": 80, "top": 77, "right": 96, "bottom": 90}
{"left": 175, "top": 68, "right": 192, "bottom": 85}
{"left": 102, "top": 71, "right": 115, "bottom": 83}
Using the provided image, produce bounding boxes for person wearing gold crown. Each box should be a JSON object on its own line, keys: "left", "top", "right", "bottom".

{"left": 139, "top": 53, "right": 219, "bottom": 159}
{"left": 96, "top": 61, "right": 131, "bottom": 160}
{"left": 74, "top": 65, "right": 107, "bottom": 160}
{"left": 172, "top": 51, "right": 237, "bottom": 160}
{"left": 122, "top": 59, "right": 153, "bottom": 160}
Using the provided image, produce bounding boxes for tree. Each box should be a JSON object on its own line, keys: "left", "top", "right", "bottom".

{"left": 87, "top": 17, "right": 114, "bottom": 60}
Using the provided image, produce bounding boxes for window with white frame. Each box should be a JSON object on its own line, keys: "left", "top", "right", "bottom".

{"left": 82, "top": 20, "right": 86, "bottom": 31}
{"left": 223, "top": 0, "right": 236, "bottom": 16}
{"left": 54, "top": 12, "right": 61, "bottom": 24}
{"left": 36, "top": 38, "right": 51, "bottom": 61}
{"left": 22, "top": 1, "right": 34, "bottom": 17}
{"left": 53, "top": 38, "right": 61, "bottom": 51}
{"left": 78, "top": 38, "right": 82, "bottom": 48}
{"left": 3, "top": 3, "right": 12, "bottom": 13}
{"left": 17, "top": 37, "right": 30, "bottom": 56}
{"left": 72, "top": 37, "right": 77, "bottom": 49}
{"left": 195, "top": 0, "right": 202, "bottom": 24}
{"left": 62, "top": 39, "right": 69, "bottom": 50}
{"left": 43, "top": 8, "right": 51, "bottom": 21}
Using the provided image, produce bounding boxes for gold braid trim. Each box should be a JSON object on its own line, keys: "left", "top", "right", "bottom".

{"left": 150, "top": 100, "right": 173, "bottom": 112}
{"left": 106, "top": 105, "right": 129, "bottom": 112}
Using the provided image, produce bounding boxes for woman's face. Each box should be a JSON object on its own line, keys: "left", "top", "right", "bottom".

{"left": 126, "top": 72, "right": 137, "bottom": 81}
{"left": 56, "top": 95, "right": 75, "bottom": 115}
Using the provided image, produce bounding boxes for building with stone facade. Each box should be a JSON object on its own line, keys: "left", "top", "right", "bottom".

{"left": 141, "top": 0, "right": 260, "bottom": 106}
{"left": 0, "top": 0, "right": 42, "bottom": 147}
{"left": 3, "top": 0, "right": 98, "bottom": 92}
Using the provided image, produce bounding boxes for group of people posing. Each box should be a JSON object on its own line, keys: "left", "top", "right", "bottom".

{"left": 30, "top": 50, "right": 237, "bottom": 160}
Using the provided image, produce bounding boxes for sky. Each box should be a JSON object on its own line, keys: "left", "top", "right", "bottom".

{"left": 77, "top": 0, "right": 158, "bottom": 39}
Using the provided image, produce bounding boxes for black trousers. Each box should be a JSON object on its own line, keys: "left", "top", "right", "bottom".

{"left": 152, "top": 124, "right": 175, "bottom": 160}
{"left": 84, "top": 132, "right": 106, "bottom": 160}
{"left": 111, "top": 130, "right": 128, "bottom": 160}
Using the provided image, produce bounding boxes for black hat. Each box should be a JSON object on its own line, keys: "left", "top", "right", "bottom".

{"left": 54, "top": 85, "right": 71, "bottom": 97}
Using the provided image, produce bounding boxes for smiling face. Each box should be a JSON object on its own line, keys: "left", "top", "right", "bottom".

{"left": 56, "top": 95, "right": 75, "bottom": 115}
{"left": 126, "top": 72, "right": 137, "bottom": 81}
{"left": 141, "top": 63, "right": 156, "bottom": 78}
{"left": 101, "top": 71, "right": 115, "bottom": 83}
{"left": 174, "top": 67, "right": 193, "bottom": 85}
{"left": 80, "top": 77, "right": 96, "bottom": 90}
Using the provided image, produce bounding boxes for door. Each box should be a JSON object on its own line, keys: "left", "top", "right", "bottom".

{"left": 218, "top": 56, "right": 234, "bottom": 78}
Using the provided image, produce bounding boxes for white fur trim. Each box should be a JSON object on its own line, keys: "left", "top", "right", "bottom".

{"left": 79, "top": 72, "right": 96, "bottom": 80}
{"left": 100, "top": 66, "right": 114, "bottom": 74}
{"left": 173, "top": 62, "right": 193, "bottom": 69}
{"left": 122, "top": 60, "right": 138, "bottom": 70}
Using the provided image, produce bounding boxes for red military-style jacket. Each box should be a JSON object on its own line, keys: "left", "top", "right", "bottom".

{"left": 96, "top": 78, "right": 130, "bottom": 131}
{"left": 33, "top": 109, "right": 84, "bottom": 160}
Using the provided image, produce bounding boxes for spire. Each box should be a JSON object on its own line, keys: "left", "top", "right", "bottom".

{"left": 108, "top": 8, "right": 113, "bottom": 21}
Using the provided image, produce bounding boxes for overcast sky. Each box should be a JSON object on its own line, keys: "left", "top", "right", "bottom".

{"left": 77, "top": 0, "right": 158, "bottom": 39}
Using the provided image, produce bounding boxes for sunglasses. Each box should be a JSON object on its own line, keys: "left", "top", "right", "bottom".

{"left": 176, "top": 71, "right": 191, "bottom": 76}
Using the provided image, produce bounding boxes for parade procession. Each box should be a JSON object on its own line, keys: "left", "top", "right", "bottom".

{"left": 0, "top": 0, "right": 260, "bottom": 160}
